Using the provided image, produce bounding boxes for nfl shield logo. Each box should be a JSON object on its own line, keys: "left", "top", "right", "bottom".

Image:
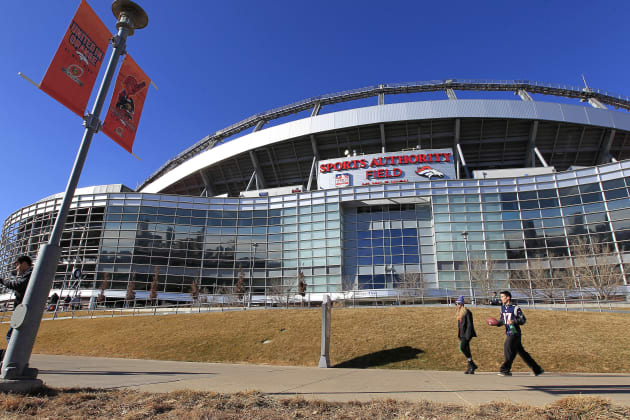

{"left": 335, "top": 173, "right": 350, "bottom": 187}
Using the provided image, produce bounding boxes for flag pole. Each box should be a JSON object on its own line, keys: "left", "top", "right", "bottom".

{"left": 0, "top": 0, "right": 148, "bottom": 381}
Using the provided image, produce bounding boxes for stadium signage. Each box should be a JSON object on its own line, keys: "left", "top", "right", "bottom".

{"left": 317, "top": 148, "right": 455, "bottom": 189}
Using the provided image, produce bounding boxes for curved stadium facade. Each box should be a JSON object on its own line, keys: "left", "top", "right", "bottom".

{"left": 2, "top": 79, "right": 630, "bottom": 302}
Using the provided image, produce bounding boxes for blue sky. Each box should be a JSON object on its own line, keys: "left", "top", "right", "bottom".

{"left": 1, "top": 0, "right": 629, "bottom": 223}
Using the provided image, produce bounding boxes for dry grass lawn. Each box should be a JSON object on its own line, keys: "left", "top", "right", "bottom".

{"left": 0, "top": 388, "right": 628, "bottom": 419}
{"left": 4, "top": 306, "right": 628, "bottom": 373}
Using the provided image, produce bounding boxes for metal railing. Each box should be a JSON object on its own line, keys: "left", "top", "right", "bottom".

{"left": 0, "top": 286, "right": 627, "bottom": 325}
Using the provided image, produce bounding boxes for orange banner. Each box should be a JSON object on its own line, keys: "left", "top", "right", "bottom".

{"left": 102, "top": 55, "right": 150, "bottom": 153}
{"left": 40, "top": 0, "right": 112, "bottom": 117}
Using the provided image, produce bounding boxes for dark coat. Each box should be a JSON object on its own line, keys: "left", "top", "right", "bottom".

{"left": 1, "top": 267, "right": 32, "bottom": 306}
{"left": 458, "top": 308, "right": 477, "bottom": 341}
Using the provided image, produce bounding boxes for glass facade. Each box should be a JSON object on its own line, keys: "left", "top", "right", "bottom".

{"left": 2, "top": 160, "right": 630, "bottom": 298}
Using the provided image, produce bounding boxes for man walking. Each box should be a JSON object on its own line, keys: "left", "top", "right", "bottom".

{"left": 493, "top": 290, "right": 544, "bottom": 376}
{"left": 0, "top": 255, "right": 33, "bottom": 343}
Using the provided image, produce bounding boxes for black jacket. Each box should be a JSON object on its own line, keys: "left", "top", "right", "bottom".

{"left": 1, "top": 267, "right": 32, "bottom": 306}
{"left": 458, "top": 308, "right": 477, "bottom": 341}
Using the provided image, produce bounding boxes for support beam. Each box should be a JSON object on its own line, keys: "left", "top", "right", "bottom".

{"left": 311, "top": 102, "right": 321, "bottom": 116}
{"left": 306, "top": 156, "right": 318, "bottom": 191}
{"left": 453, "top": 119, "right": 461, "bottom": 179}
{"left": 446, "top": 88, "right": 457, "bottom": 100}
{"left": 378, "top": 84, "right": 385, "bottom": 105}
{"left": 199, "top": 170, "right": 215, "bottom": 197}
{"left": 253, "top": 120, "right": 266, "bottom": 132}
{"left": 588, "top": 98, "right": 607, "bottom": 109}
{"left": 517, "top": 89, "right": 533, "bottom": 101}
{"left": 456, "top": 143, "right": 471, "bottom": 178}
{"left": 310, "top": 135, "right": 320, "bottom": 160}
{"left": 245, "top": 171, "right": 256, "bottom": 191}
{"left": 533, "top": 146, "right": 548, "bottom": 167}
{"left": 525, "top": 120, "right": 539, "bottom": 167}
{"left": 249, "top": 150, "right": 266, "bottom": 189}
{"left": 597, "top": 130, "right": 616, "bottom": 164}
{"left": 380, "top": 123, "right": 386, "bottom": 153}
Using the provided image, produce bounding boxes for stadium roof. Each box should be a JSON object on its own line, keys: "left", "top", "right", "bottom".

{"left": 139, "top": 80, "right": 630, "bottom": 196}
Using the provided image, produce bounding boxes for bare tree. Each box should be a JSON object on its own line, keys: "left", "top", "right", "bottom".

{"left": 190, "top": 277, "right": 200, "bottom": 304}
{"left": 397, "top": 272, "right": 426, "bottom": 304}
{"left": 470, "top": 258, "right": 497, "bottom": 303}
{"left": 509, "top": 258, "right": 568, "bottom": 303}
{"left": 236, "top": 265, "right": 245, "bottom": 301}
{"left": 125, "top": 273, "right": 136, "bottom": 307}
{"left": 297, "top": 270, "right": 307, "bottom": 306}
{"left": 570, "top": 237, "right": 624, "bottom": 301}
{"left": 149, "top": 267, "right": 159, "bottom": 305}
{"left": 268, "top": 277, "right": 291, "bottom": 307}
{"left": 97, "top": 273, "right": 110, "bottom": 304}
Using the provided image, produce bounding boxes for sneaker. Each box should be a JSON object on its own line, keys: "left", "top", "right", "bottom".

{"left": 532, "top": 369, "right": 545, "bottom": 376}
{"left": 497, "top": 371, "right": 512, "bottom": 376}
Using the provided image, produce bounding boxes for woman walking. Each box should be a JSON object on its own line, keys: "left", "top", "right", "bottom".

{"left": 455, "top": 296, "right": 478, "bottom": 374}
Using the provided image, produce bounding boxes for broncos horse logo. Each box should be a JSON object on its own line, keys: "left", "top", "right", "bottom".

{"left": 416, "top": 166, "right": 444, "bottom": 179}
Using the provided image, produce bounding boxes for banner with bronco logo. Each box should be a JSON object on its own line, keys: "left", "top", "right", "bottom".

{"left": 40, "top": 0, "right": 111, "bottom": 117}
{"left": 102, "top": 55, "right": 150, "bottom": 153}
{"left": 317, "top": 148, "right": 455, "bottom": 189}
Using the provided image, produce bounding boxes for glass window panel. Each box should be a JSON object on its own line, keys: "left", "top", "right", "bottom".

{"left": 502, "top": 212, "right": 520, "bottom": 220}
{"left": 521, "top": 210, "right": 540, "bottom": 220}
{"left": 312, "top": 230, "right": 325, "bottom": 239}
{"left": 435, "top": 214, "right": 450, "bottom": 222}
{"left": 558, "top": 186, "right": 580, "bottom": 196}
{"left": 484, "top": 222, "right": 503, "bottom": 231}
{"left": 501, "top": 201, "right": 519, "bottom": 211}
{"left": 537, "top": 189, "right": 557, "bottom": 199}
{"left": 482, "top": 203, "right": 502, "bottom": 211}
{"left": 605, "top": 188, "right": 628, "bottom": 200}
{"left": 312, "top": 213, "right": 325, "bottom": 222}
{"left": 602, "top": 179, "right": 625, "bottom": 190}
{"left": 433, "top": 204, "right": 449, "bottom": 213}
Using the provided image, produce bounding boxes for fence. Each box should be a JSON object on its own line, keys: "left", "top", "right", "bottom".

{"left": 0, "top": 286, "right": 628, "bottom": 324}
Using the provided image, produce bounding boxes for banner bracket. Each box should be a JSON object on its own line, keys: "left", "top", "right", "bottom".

{"left": 17, "top": 72, "right": 40, "bottom": 89}
{"left": 83, "top": 114, "right": 101, "bottom": 133}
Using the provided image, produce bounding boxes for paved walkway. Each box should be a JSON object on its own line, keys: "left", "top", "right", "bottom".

{"left": 31, "top": 354, "right": 630, "bottom": 406}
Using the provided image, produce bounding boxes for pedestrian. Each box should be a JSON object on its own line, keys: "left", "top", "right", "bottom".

{"left": 0, "top": 255, "right": 33, "bottom": 342}
{"left": 455, "top": 296, "right": 478, "bottom": 374}
{"left": 490, "top": 291, "right": 500, "bottom": 306}
{"left": 492, "top": 290, "right": 544, "bottom": 376}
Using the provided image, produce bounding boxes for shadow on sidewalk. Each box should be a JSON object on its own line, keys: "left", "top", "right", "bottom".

{"left": 333, "top": 346, "right": 423, "bottom": 368}
{"left": 39, "top": 370, "right": 213, "bottom": 377}
{"left": 527, "top": 384, "right": 630, "bottom": 395}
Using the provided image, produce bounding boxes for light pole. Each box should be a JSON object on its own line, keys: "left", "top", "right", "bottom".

{"left": 1, "top": 0, "right": 148, "bottom": 381}
{"left": 461, "top": 231, "right": 475, "bottom": 305}
{"left": 249, "top": 242, "right": 257, "bottom": 308}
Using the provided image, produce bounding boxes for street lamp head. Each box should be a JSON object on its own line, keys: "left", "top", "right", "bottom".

{"left": 461, "top": 231, "right": 468, "bottom": 239}
{"left": 112, "top": 0, "right": 148, "bottom": 35}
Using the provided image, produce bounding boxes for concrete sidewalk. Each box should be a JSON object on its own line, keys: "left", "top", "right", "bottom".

{"left": 32, "top": 354, "right": 630, "bottom": 406}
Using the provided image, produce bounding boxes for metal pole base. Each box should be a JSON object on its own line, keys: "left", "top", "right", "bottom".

{"left": 0, "top": 378, "right": 43, "bottom": 394}
{"left": 318, "top": 356, "right": 330, "bottom": 368}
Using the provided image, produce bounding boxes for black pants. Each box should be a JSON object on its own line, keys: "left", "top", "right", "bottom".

{"left": 500, "top": 334, "right": 542, "bottom": 374}
{"left": 459, "top": 338, "right": 472, "bottom": 359}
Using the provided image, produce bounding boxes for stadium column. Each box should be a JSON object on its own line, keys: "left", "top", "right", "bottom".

{"left": 597, "top": 129, "right": 616, "bottom": 164}
{"left": 249, "top": 150, "right": 266, "bottom": 189}
{"left": 525, "top": 121, "right": 539, "bottom": 167}
{"left": 380, "top": 123, "right": 386, "bottom": 153}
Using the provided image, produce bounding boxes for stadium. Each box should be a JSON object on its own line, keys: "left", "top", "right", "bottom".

{"left": 2, "top": 79, "right": 630, "bottom": 304}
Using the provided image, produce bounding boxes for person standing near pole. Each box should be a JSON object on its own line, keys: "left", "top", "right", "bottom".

{"left": 0, "top": 256, "right": 33, "bottom": 344}
{"left": 493, "top": 290, "right": 544, "bottom": 376}
{"left": 455, "top": 296, "right": 478, "bottom": 374}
